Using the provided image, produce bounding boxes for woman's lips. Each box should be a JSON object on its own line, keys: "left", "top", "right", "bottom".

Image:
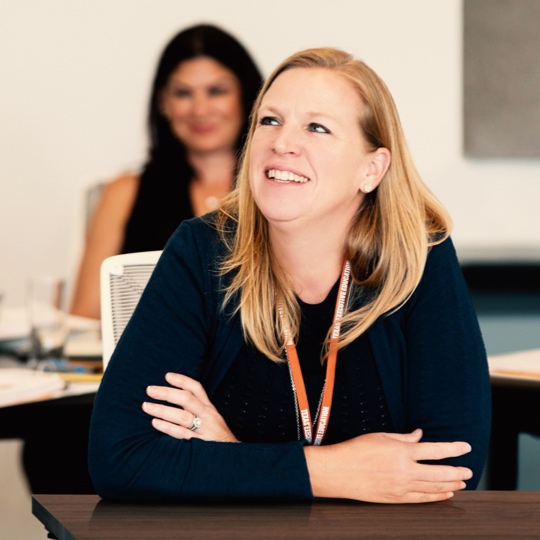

{"left": 266, "top": 168, "right": 310, "bottom": 183}
{"left": 190, "top": 124, "right": 217, "bottom": 135}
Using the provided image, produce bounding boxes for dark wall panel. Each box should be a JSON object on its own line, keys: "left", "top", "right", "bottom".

{"left": 464, "top": 0, "right": 540, "bottom": 157}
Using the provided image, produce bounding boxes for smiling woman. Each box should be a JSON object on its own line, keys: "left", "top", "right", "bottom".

{"left": 89, "top": 47, "right": 491, "bottom": 505}
{"left": 70, "top": 24, "right": 262, "bottom": 321}
{"left": 248, "top": 67, "right": 390, "bottom": 265}
{"left": 18, "top": 23, "right": 262, "bottom": 497}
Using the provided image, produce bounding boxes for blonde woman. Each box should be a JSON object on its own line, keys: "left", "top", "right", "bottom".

{"left": 89, "top": 48, "right": 490, "bottom": 504}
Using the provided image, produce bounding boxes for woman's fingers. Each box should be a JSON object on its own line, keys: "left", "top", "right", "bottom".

{"left": 402, "top": 491, "right": 456, "bottom": 504}
{"left": 390, "top": 465, "right": 470, "bottom": 500}
{"left": 411, "top": 440, "right": 472, "bottom": 462}
{"left": 407, "top": 438, "right": 474, "bottom": 490}
{"left": 383, "top": 428, "right": 423, "bottom": 443}
{"left": 142, "top": 400, "right": 200, "bottom": 440}
{"left": 412, "top": 478, "right": 467, "bottom": 493}
{"left": 413, "top": 462, "right": 473, "bottom": 483}
{"left": 145, "top": 373, "right": 213, "bottom": 414}
{"left": 143, "top": 385, "right": 207, "bottom": 437}
{"left": 150, "top": 418, "right": 197, "bottom": 440}
{"left": 384, "top": 430, "right": 472, "bottom": 462}
{"left": 143, "top": 374, "right": 239, "bottom": 443}
{"left": 142, "top": 401, "right": 194, "bottom": 428}
{"left": 143, "top": 399, "right": 237, "bottom": 442}
{"left": 146, "top": 384, "right": 203, "bottom": 416}
{"left": 165, "top": 372, "right": 212, "bottom": 405}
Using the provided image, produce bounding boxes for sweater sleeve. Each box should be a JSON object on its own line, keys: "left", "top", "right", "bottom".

{"left": 88, "top": 219, "right": 312, "bottom": 501}
{"left": 401, "top": 237, "right": 491, "bottom": 488}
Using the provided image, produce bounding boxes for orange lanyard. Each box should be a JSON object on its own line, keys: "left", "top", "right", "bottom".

{"left": 280, "top": 261, "right": 351, "bottom": 445}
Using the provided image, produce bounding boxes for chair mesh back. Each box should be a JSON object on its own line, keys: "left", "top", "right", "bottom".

{"left": 109, "top": 263, "right": 155, "bottom": 347}
{"left": 101, "top": 251, "right": 162, "bottom": 370}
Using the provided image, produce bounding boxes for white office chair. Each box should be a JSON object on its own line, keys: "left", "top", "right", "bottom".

{"left": 100, "top": 251, "right": 162, "bottom": 370}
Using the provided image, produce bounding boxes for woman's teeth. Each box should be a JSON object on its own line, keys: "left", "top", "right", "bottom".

{"left": 267, "top": 169, "right": 309, "bottom": 183}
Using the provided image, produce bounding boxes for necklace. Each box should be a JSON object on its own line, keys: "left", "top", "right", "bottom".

{"left": 204, "top": 195, "right": 221, "bottom": 210}
{"left": 192, "top": 179, "right": 229, "bottom": 212}
{"left": 279, "top": 260, "right": 351, "bottom": 445}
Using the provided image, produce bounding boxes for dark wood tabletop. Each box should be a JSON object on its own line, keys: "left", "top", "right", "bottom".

{"left": 32, "top": 491, "right": 540, "bottom": 539}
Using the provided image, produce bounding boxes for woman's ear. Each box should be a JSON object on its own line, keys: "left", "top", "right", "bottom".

{"left": 361, "top": 148, "right": 391, "bottom": 193}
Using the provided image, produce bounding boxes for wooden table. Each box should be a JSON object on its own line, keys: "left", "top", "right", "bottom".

{"left": 32, "top": 491, "right": 540, "bottom": 539}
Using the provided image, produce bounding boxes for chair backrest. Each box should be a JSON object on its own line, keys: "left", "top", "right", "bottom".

{"left": 100, "top": 251, "right": 162, "bottom": 370}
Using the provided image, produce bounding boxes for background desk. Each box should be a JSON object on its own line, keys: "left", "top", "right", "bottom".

{"left": 32, "top": 491, "right": 540, "bottom": 539}
{"left": 0, "top": 316, "right": 101, "bottom": 495}
{"left": 0, "top": 389, "right": 96, "bottom": 494}
{"left": 461, "top": 260, "right": 540, "bottom": 490}
{"left": 0, "top": 357, "right": 99, "bottom": 494}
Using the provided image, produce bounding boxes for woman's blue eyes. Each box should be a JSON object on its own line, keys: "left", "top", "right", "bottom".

{"left": 260, "top": 116, "right": 279, "bottom": 126}
{"left": 259, "top": 117, "right": 330, "bottom": 133}
{"left": 308, "top": 123, "right": 330, "bottom": 134}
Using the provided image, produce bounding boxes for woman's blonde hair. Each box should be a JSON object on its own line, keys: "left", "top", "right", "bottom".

{"left": 217, "top": 47, "right": 451, "bottom": 362}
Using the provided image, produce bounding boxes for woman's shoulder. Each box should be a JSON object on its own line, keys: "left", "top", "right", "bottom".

{"left": 168, "top": 212, "right": 235, "bottom": 255}
{"left": 96, "top": 172, "right": 140, "bottom": 209}
{"left": 181, "top": 211, "right": 235, "bottom": 235}
{"left": 105, "top": 171, "right": 140, "bottom": 196}
{"left": 411, "top": 235, "right": 468, "bottom": 304}
{"left": 159, "top": 213, "right": 237, "bottom": 306}
{"left": 425, "top": 236, "right": 459, "bottom": 272}
{"left": 90, "top": 172, "right": 141, "bottom": 226}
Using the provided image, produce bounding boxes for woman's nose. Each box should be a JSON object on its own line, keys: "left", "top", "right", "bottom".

{"left": 192, "top": 94, "right": 211, "bottom": 116}
{"left": 272, "top": 126, "right": 300, "bottom": 155}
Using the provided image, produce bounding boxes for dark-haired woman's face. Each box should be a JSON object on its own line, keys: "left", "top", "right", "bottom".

{"left": 159, "top": 57, "right": 243, "bottom": 156}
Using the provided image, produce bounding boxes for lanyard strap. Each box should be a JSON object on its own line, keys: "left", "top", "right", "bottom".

{"left": 280, "top": 260, "right": 351, "bottom": 445}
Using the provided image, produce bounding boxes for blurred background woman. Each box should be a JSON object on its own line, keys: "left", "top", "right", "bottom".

{"left": 70, "top": 23, "right": 262, "bottom": 319}
{"left": 19, "top": 23, "right": 261, "bottom": 496}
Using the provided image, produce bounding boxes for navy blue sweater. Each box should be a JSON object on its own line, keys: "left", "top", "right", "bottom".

{"left": 88, "top": 216, "right": 491, "bottom": 500}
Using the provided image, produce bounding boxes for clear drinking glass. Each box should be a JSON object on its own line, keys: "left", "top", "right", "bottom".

{"left": 27, "top": 276, "right": 67, "bottom": 367}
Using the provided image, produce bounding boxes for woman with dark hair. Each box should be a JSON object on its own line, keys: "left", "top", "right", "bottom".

{"left": 71, "top": 24, "right": 262, "bottom": 319}
{"left": 14, "top": 24, "right": 261, "bottom": 497}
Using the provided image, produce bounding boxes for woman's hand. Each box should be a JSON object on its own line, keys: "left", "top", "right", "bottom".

{"left": 304, "top": 429, "right": 473, "bottom": 504}
{"left": 142, "top": 372, "right": 239, "bottom": 443}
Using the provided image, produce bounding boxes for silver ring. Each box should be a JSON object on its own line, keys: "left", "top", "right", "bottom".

{"left": 189, "top": 414, "right": 202, "bottom": 431}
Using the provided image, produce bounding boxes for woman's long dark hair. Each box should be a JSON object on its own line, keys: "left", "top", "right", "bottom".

{"left": 147, "top": 24, "right": 263, "bottom": 169}
{"left": 120, "top": 24, "right": 262, "bottom": 255}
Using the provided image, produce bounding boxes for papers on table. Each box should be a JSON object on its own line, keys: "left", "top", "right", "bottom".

{"left": 0, "top": 307, "right": 101, "bottom": 339}
{"left": 0, "top": 368, "right": 66, "bottom": 407}
{"left": 0, "top": 306, "right": 102, "bottom": 358}
{"left": 489, "top": 348, "right": 540, "bottom": 384}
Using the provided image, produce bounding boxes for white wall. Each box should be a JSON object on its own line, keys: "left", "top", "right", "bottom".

{"left": 1, "top": 0, "right": 539, "bottom": 307}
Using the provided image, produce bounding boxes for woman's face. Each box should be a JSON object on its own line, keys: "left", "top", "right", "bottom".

{"left": 160, "top": 56, "right": 243, "bottom": 156}
{"left": 249, "top": 67, "right": 386, "bottom": 234}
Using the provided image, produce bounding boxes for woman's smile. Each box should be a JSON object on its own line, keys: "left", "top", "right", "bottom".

{"left": 266, "top": 168, "right": 310, "bottom": 184}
